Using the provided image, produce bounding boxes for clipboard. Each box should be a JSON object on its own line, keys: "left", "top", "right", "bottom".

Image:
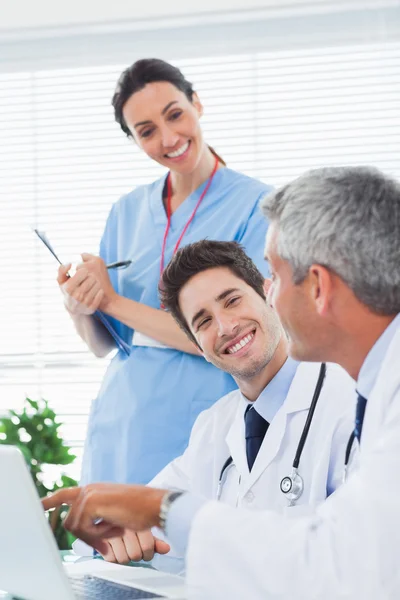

{"left": 33, "top": 228, "right": 131, "bottom": 356}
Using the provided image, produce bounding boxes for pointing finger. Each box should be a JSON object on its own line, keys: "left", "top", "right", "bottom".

{"left": 42, "top": 487, "right": 81, "bottom": 511}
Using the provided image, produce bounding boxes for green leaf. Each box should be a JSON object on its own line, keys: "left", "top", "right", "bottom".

{"left": 26, "top": 398, "right": 39, "bottom": 410}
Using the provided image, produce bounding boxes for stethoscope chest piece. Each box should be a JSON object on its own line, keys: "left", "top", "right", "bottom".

{"left": 280, "top": 468, "right": 304, "bottom": 506}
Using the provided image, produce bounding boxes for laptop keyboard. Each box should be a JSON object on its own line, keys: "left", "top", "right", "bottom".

{"left": 69, "top": 574, "right": 164, "bottom": 599}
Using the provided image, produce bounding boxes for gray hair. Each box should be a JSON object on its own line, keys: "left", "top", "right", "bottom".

{"left": 261, "top": 166, "right": 400, "bottom": 315}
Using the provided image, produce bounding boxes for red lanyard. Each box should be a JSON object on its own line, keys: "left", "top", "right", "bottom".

{"left": 160, "top": 156, "right": 219, "bottom": 277}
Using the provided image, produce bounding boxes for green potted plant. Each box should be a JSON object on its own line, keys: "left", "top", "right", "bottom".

{"left": 0, "top": 397, "right": 78, "bottom": 549}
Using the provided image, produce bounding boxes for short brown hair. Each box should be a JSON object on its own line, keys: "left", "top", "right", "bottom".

{"left": 159, "top": 240, "right": 266, "bottom": 347}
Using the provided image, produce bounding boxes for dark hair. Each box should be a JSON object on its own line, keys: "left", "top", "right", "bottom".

{"left": 160, "top": 240, "right": 266, "bottom": 347}
{"left": 111, "top": 58, "right": 225, "bottom": 165}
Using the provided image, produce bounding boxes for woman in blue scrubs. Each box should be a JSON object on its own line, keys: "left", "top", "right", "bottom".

{"left": 58, "top": 58, "right": 272, "bottom": 485}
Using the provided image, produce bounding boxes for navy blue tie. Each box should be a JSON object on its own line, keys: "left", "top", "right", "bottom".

{"left": 354, "top": 393, "right": 367, "bottom": 442}
{"left": 245, "top": 406, "right": 269, "bottom": 471}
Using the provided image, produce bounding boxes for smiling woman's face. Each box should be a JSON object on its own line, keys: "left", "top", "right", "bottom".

{"left": 178, "top": 266, "right": 282, "bottom": 380}
{"left": 121, "top": 81, "right": 206, "bottom": 174}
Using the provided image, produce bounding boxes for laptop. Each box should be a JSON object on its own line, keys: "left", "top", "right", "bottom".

{"left": 0, "top": 445, "right": 186, "bottom": 600}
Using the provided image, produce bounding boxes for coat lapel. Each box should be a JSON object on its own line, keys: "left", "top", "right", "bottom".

{"left": 240, "top": 362, "right": 324, "bottom": 494}
{"left": 225, "top": 394, "right": 249, "bottom": 481}
{"left": 362, "top": 328, "right": 400, "bottom": 449}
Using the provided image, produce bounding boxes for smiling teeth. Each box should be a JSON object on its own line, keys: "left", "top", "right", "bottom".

{"left": 227, "top": 333, "right": 254, "bottom": 354}
{"left": 166, "top": 142, "right": 189, "bottom": 158}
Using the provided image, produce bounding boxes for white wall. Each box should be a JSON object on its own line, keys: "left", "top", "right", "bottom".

{"left": 0, "top": 0, "right": 392, "bottom": 34}
{"left": 0, "top": 0, "right": 284, "bottom": 31}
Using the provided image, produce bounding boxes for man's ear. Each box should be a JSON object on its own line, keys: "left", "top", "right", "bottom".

{"left": 310, "top": 265, "right": 333, "bottom": 316}
{"left": 263, "top": 278, "right": 272, "bottom": 294}
{"left": 263, "top": 278, "right": 273, "bottom": 307}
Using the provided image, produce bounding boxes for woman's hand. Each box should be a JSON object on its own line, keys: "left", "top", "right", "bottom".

{"left": 99, "top": 529, "right": 170, "bottom": 564}
{"left": 57, "top": 254, "right": 117, "bottom": 315}
{"left": 57, "top": 261, "right": 105, "bottom": 316}
{"left": 76, "top": 253, "right": 118, "bottom": 312}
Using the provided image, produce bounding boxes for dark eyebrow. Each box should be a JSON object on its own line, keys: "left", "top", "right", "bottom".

{"left": 190, "top": 288, "right": 241, "bottom": 328}
{"left": 134, "top": 101, "right": 179, "bottom": 129}
{"left": 162, "top": 100, "right": 178, "bottom": 115}
{"left": 215, "top": 288, "right": 240, "bottom": 303}
{"left": 191, "top": 308, "right": 206, "bottom": 329}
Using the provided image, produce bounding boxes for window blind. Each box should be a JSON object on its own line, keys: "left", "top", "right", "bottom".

{"left": 0, "top": 15, "right": 399, "bottom": 480}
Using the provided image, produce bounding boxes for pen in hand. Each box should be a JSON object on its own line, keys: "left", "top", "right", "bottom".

{"left": 33, "top": 229, "right": 131, "bottom": 270}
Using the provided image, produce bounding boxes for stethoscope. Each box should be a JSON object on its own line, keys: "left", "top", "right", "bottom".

{"left": 217, "top": 362, "right": 341, "bottom": 506}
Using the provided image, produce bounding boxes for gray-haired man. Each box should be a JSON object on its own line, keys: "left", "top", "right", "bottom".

{"left": 44, "top": 167, "right": 400, "bottom": 600}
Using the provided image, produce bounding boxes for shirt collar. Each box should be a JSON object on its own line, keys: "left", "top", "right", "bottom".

{"left": 357, "top": 313, "right": 400, "bottom": 398}
{"left": 241, "top": 357, "right": 300, "bottom": 423}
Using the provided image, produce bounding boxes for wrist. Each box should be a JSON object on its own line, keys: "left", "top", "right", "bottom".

{"left": 100, "top": 290, "right": 121, "bottom": 316}
{"left": 140, "top": 487, "right": 169, "bottom": 529}
{"left": 158, "top": 490, "right": 185, "bottom": 533}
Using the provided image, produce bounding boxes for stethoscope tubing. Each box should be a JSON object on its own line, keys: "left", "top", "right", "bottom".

{"left": 292, "top": 363, "right": 326, "bottom": 468}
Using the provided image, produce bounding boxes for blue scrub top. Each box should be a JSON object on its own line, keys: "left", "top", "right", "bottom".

{"left": 81, "top": 167, "right": 272, "bottom": 485}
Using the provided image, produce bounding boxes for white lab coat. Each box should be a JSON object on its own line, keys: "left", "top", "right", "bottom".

{"left": 186, "top": 327, "right": 400, "bottom": 599}
{"left": 151, "top": 362, "right": 356, "bottom": 516}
